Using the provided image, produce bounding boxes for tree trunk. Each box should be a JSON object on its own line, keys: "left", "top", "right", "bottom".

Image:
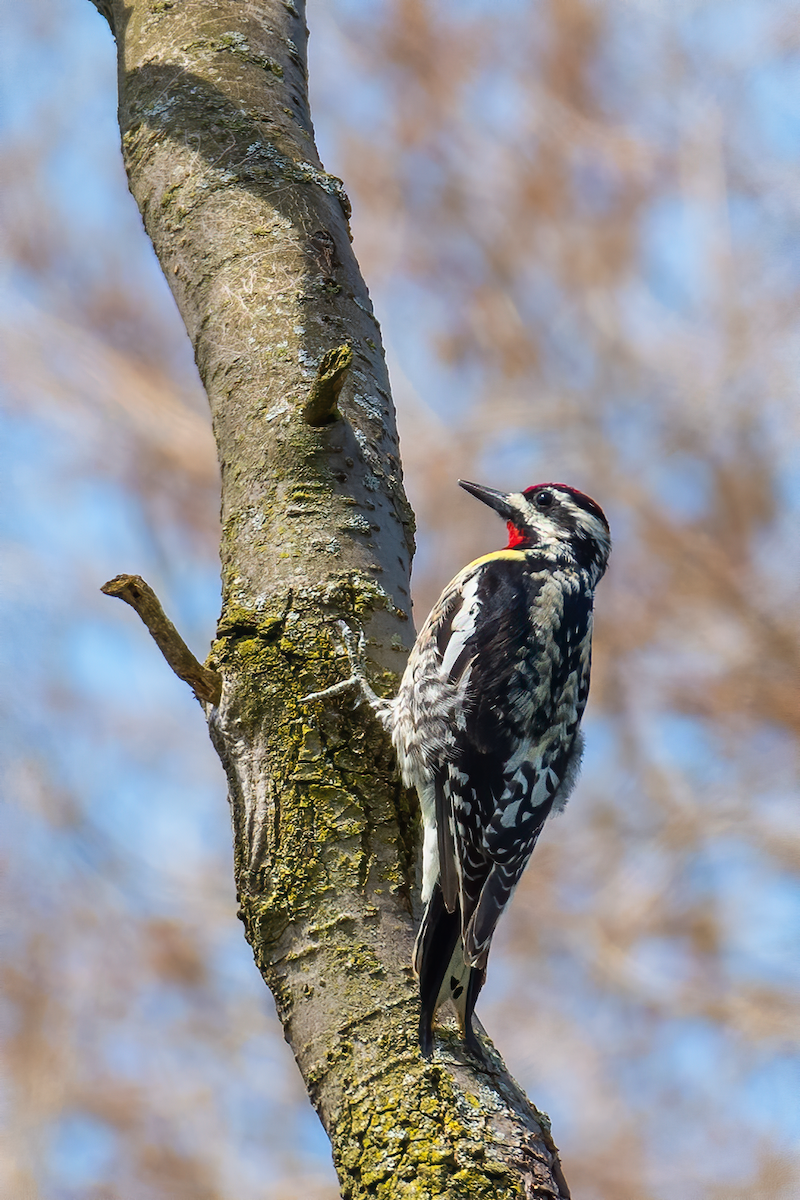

{"left": 91, "top": 0, "right": 571, "bottom": 1194}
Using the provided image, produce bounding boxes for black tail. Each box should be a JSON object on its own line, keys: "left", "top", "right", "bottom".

{"left": 415, "top": 884, "right": 460, "bottom": 1058}
{"left": 461, "top": 962, "right": 486, "bottom": 1056}
{"left": 414, "top": 883, "right": 485, "bottom": 1058}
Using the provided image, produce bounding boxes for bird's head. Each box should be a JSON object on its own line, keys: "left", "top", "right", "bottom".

{"left": 458, "top": 479, "right": 611, "bottom": 574}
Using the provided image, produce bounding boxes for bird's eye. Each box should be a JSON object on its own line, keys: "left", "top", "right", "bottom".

{"left": 535, "top": 490, "right": 554, "bottom": 509}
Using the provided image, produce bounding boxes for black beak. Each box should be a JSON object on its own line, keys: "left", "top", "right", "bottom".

{"left": 458, "top": 480, "right": 516, "bottom": 521}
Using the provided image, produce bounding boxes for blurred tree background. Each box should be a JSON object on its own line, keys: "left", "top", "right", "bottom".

{"left": 1, "top": 0, "right": 799, "bottom": 1197}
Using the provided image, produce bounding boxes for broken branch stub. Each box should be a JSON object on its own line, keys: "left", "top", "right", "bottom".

{"left": 101, "top": 573, "right": 222, "bottom": 706}
{"left": 302, "top": 343, "right": 353, "bottom": 426}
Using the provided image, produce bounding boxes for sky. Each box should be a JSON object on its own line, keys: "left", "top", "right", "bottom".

{"left": 1, "top": 1, "right": 799, "bottom": 1198}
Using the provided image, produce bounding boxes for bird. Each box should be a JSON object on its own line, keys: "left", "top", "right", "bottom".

{"left": 306, "top": 479, "right": 610, "bottom": 1057}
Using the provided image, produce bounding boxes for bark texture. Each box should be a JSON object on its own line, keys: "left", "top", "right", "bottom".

{"left": 92, "top": 0, "right": 571, "bottom": 1194}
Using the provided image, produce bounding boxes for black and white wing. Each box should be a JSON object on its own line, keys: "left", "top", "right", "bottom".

{"left": 404, "top": 550, "right": 593, "bottom": 1054}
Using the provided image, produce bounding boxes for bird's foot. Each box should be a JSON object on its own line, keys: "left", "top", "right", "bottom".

{"left": 302, "top": 621, "right": 392, "bottom": 726}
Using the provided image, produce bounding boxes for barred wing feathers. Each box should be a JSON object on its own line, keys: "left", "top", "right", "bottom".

{"left": 420, "top": 553, "right": 591, "bottom": 948}
{"left": 400, "top": 551, "right": 593, "bottom": 1053}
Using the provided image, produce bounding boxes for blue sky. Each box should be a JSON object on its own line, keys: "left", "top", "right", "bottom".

{"left": 1, "top": 1, "right": 799, "bottom": 1196}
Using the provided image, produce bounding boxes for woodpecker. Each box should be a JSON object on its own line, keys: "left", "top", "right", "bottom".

{"left": 305, "top": 479, "right": 610, "bottom": 1058}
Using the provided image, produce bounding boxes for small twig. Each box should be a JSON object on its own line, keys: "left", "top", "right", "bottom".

{"left": 101, "top": 574, "right": 222, "bottom": 706}
{"left": 302, "top": 344, "right": 352, "bottom": 426}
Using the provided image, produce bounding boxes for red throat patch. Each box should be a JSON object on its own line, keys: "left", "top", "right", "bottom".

{"left": 506, "top": 521, "right": 527, "bottom": 549}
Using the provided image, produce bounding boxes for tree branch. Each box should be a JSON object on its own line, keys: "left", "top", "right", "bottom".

{"left": 303, "top": 343, "right": 353, "bottom": 426}
{"left": 101, "top": 574, "right": 222, "bottom": 706}
{"left": 92, "top": 0, "right": 571, "bottom": 1194}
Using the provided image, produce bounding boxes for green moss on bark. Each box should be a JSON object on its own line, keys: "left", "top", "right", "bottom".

{"left": 330, "top": 1055, "right": 542, "bottom": 1200}
{"left": 211, "top": 582, "right": 413, "bottom": 940}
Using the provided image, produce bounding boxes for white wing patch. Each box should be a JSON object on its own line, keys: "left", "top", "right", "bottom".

{"left": 440, "top": 573, "right": 481, "bottom": 679}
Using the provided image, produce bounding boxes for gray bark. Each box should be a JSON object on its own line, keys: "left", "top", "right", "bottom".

{"left": 92, "top": 0, "right": 571, "bottom": 1195}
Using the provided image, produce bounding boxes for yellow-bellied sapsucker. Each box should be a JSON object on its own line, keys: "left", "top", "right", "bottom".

{"left": 306, "top": 479, "right": 610, "bottom": 1058}
{"left": 396, "top": 480, "right": 610, "bottom": 1056}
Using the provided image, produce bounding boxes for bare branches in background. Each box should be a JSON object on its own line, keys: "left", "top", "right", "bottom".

{"left": 1, "top": 0, "right": 798, "bottom": 1197}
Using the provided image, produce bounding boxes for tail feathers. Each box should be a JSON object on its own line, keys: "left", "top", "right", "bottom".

{"left": 414, "top": 884, "right": 460, "bottom": 1058}
{"left": 463, "top": 862, "right": 517, "bottom": 970}
{"left": 460, "top": 961, "right": 486, "bottom": 1056}
{"left": 414, "top": 883, "right": 485, "bottom": 1058}
{"left": 434, "top": 772, "right": 459, "bottom": 913}
{"left": 446, "top": 941, "right": 486, "bottom": 1056}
